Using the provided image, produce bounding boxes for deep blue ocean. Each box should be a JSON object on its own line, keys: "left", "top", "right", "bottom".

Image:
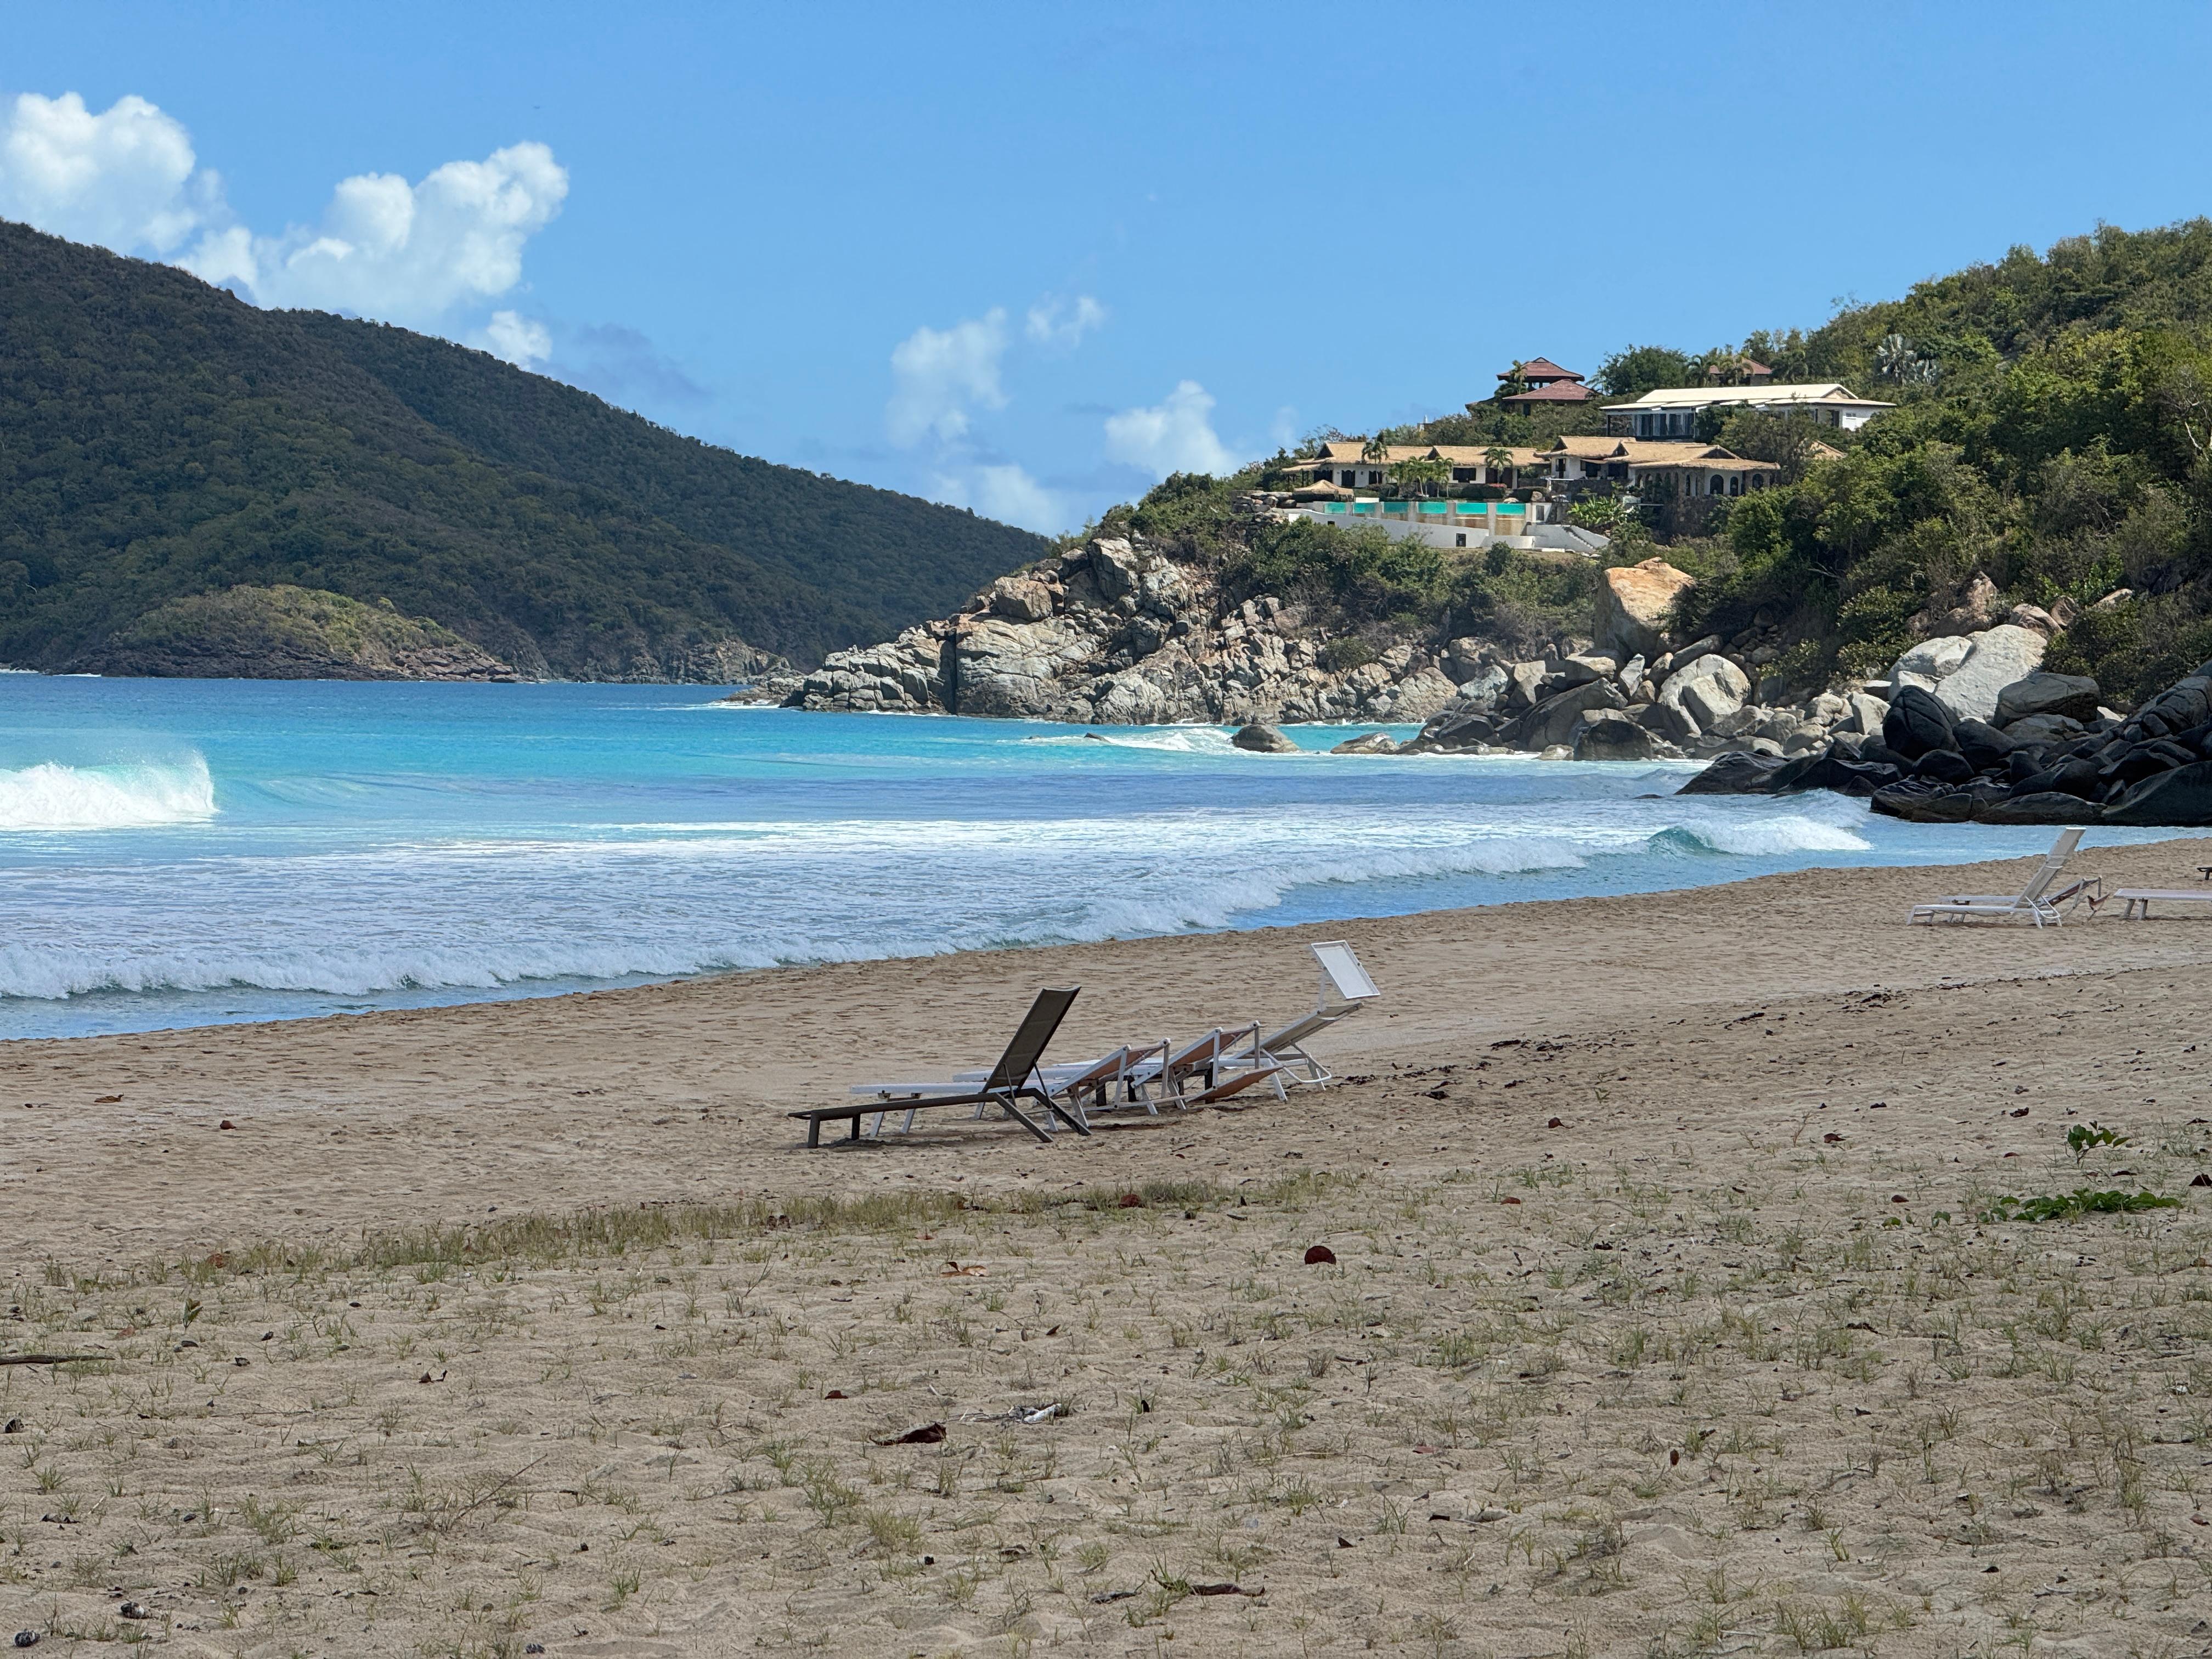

{"left": 0, "top": 676, "right": 2147, "bottom": 1041}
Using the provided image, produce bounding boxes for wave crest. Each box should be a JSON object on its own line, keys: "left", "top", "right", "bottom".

{"left": 0, "top": 755, "right": 217, "bottom": 832}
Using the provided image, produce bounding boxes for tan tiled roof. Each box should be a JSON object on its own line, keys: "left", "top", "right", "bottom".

{"left": 1628, "top": 452, "right": 1780, "bottom": 473}
{"left": 1543, "top": 436, "right": 1724, "bottom": 465}
{"left": 1422, "top": 444, "right": 1544, "bottom": 468}
{"left": 1508, "top": 356, "right": 1583, "bottom": 382}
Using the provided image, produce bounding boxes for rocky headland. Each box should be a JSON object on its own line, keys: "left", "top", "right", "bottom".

{"left": 744, "top": 522, "right": 2212, "bottom": 824}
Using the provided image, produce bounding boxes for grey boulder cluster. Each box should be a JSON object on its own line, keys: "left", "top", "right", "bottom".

{"left": 772, "top": 535, "right": 1468, "bottom": 726}
{"left": 1384, "top": 635, "right": 1873, "bottom": 763}
{"left": 1683, "top": 665, "right": 2212, "bottom": 825}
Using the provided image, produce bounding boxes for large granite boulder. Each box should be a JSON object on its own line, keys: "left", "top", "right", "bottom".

{"left": 1454, "top": 663, "right": 1509, "bottom": 705}
{"left": 1975, "top": 791, "right": 2101, "bottom": 825}
{"left": 1330, "top": 732, "right": 1400, "bottom": 755}
{"left": 1572, "top": 710, "right": 1659, "bottom": 761}
{"left": 1891, "top": 635, "right": 1973, "bottom": 693}
{"left": 1595, "top": 558, "right": 1695, "bottom": 661}
{"left": 1881, "top": 685, "right": 1957, "bottom": 761}
{"left": 990, "top": 576, "right": 1056, "bottom": 622}
{"left": 1677, "top": 751, "right": 1791, "bottom": 794}
{"left": 2002, "top": 712, "right": 2089, "bottom": 747}
{"left": 1503, "top": 679, "right": 1627, "bottom": 749}
{"left": 1087, "top": 538, "right": 1141, "bottom": 601}
{"left": 1231, "top": 723, "right": 1299, "bottom": 754}
{"left": 1637, "top": 699, "right": 1700, "bottom": 743}
{"left": 1951, "top": 718, "right": 2017, "bottom": 772}
{"left": 1891, "top": 624, "right": 2047, "bottom": 722}
{"left": 1384, "top": 667, "right": 1460, "bottom": 724}
{"left": 1995, "top": 672, "right": 2101, "bottom": 726}
{"left": 1870, "top": 780, "right": 1976, "bottom": 822}
{"left": 1657, "top": 653, "right": 1750, "bottom": 727}
{"left": 1844, "top": 691, "right": 1890, "bottom": 735}
{"left": 2103, "top": 758, "right": 2212, "bottom": 824}
{"left": 1404, "top": 703, "right": 1502, "bottom": 754}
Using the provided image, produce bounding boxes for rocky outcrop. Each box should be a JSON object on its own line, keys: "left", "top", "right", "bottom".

{"left": 1681, "top": 659, "right": 2212, "bottom": 826}
{"left": 788, "top": 534, "right": 1493, "bottom": 726}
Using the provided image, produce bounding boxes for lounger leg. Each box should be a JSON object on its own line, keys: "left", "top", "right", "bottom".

{"left": 1045, "top": 1099, "right": 1092, "bottom": 1137}
{"left": 807, "top": 1118, "right": 821, "bottom": 1149}
{"left": 848, "top": 1115, "right": 861, "bottom": 1142}
{"left": 998, "top": 1101, "right": 1053, "bottom": 1144}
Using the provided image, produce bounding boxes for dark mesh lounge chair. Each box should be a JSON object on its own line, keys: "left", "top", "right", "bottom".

{"left": 793, "top": 986, "right": 1089, "bottom": 1148}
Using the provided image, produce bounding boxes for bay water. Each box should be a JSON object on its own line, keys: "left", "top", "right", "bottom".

{"left": 0, "top": 676, "right": 2140, "bottom": 1041}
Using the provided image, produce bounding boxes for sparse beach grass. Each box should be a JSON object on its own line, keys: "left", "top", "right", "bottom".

{"left": 7, "top": 1098, "right": 2208, "bottom": 1657}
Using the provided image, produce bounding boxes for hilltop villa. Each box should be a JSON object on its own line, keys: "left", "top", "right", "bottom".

{"left": 1495, "top": 356, "right": 1596, "bottom": 413}
{"left": 1602, "top": 382, "right": 1893, "bottom": 439}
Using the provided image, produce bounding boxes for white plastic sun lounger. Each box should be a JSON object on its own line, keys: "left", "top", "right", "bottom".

{"left": 1254, "top": 940, "right": 1381, "bottom": 1084}
{"left": 1909, "top": 828, "right": 2097, "bottom": 927}
{"left": 2108, "top": 888, "right": 2212, "bottom": 919}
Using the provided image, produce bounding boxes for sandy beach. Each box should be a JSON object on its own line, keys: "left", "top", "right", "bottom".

{"left": 5, "top": 838, "right": 2212, "bottom": 1656}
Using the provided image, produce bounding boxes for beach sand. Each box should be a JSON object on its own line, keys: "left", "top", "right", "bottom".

{"left": 4, "top": 838, "right": 2212, "bottom": 1655}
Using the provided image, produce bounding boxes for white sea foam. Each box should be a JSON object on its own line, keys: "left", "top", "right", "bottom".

{"left": 1022, "top": 728, "right": 1248, "bottom": 754}
{"left": 0, "top": 754, "right": 217, "bottom": 832}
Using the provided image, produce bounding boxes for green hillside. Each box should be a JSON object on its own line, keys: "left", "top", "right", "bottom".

{"left": 1629, "top": 221, "right": 2212, "bottom": 702}
{"left": 0, "top": 219, "right": 1047, "bottom": 678}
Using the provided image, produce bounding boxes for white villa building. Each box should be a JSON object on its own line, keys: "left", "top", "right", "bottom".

{"left": 1602, "top": 383, "right": 1894, "bottom": 439}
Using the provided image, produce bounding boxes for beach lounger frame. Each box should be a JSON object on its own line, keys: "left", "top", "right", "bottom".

{"left": 1908, "top": 828, "right": 2098, "bottom": 928}
{"left": 2109, "top": 888, "right": 2212, "bottom": 919}
{"left": 1254, "top": 940, "right": 1381, "bottom": 1085}
{"left": 798, "top": 986, "right": 1091, "bottom": 1147}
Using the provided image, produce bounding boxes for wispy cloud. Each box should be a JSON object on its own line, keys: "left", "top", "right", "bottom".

{"left": 1025, "top": 294, "right": 1107, "bottom": 349}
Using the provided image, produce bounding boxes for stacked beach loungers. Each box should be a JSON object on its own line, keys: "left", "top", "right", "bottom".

{"left": 791, "top": 941, "right": 1381, "bottom": 1148}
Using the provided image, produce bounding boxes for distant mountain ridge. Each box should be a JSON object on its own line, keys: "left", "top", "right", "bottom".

{"left": 0, "top": 219, "right": 1049, "bottom": 679}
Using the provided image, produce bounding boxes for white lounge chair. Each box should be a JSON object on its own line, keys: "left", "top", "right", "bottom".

{"left": 1254, "top": 940, "right": 1381, "bottom": 1083}
{"left": 1908, "top": 828, "right": 2099, "bottom": 928}
{"left": 2108, "top": 888, "right": 2212, "bottom": 919}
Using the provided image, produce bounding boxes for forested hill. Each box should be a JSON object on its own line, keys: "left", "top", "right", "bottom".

{"left": 0, "top": 220, "right": 1048, "bottom": 678}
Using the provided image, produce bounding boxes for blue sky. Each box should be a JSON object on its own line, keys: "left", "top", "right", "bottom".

{"left": 8, "top": 1, "right": 2212, "bottom": 534}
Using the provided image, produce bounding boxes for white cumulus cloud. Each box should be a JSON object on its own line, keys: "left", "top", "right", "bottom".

{"left": 479, "top": 309, "right": 552, "bottom": 369}
{"left": 1025, "top": 294, "right": 1107, "bottom": 349}
{"left": 0, "top": 91, "right": 565, "bottom": 334}
{"left": 0, "top": 92, "right": 213, "bottom": 253}
{"left": 1103, "top": 380, "right": 1246, "bottom": 479}
{"left": 886, "top": 309, "right": 1010, "bottom": 447}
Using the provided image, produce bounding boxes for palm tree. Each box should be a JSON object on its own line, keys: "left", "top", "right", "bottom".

{"left": 1482, "top": 443, "right": 1515, "bottom": 490}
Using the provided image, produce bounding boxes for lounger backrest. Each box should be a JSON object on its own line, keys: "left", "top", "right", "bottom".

{"left": 2018, "top": 827, "right": 2085, "bottom": 904}
{"left": 1262, "top": 1009, "right": 1333, "bottom": 1051}
{"left": 1164, "top": 1029, "right": 1226, "bottom": 1074}
{"left": 1312, "top": 941, "right": 1380, "bottom": 1005}
{"left": 979, "top": 987, "right": 1081, "bottom": 1092}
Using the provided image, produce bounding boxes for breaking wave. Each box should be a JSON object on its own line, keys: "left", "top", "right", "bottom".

{"left": 1649, "top": 817, "right": 1871, "bottom": 858}
{"left": 0, "top": 755, "right": 217, "bottom": 832}
{"left": 1022, "top": 728, "right": 1250, "bottom": 754}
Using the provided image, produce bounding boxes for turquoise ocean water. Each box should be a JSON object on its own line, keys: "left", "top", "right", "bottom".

{"left": 0, "top": 676, "right": 2150, "bottom": 1042}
